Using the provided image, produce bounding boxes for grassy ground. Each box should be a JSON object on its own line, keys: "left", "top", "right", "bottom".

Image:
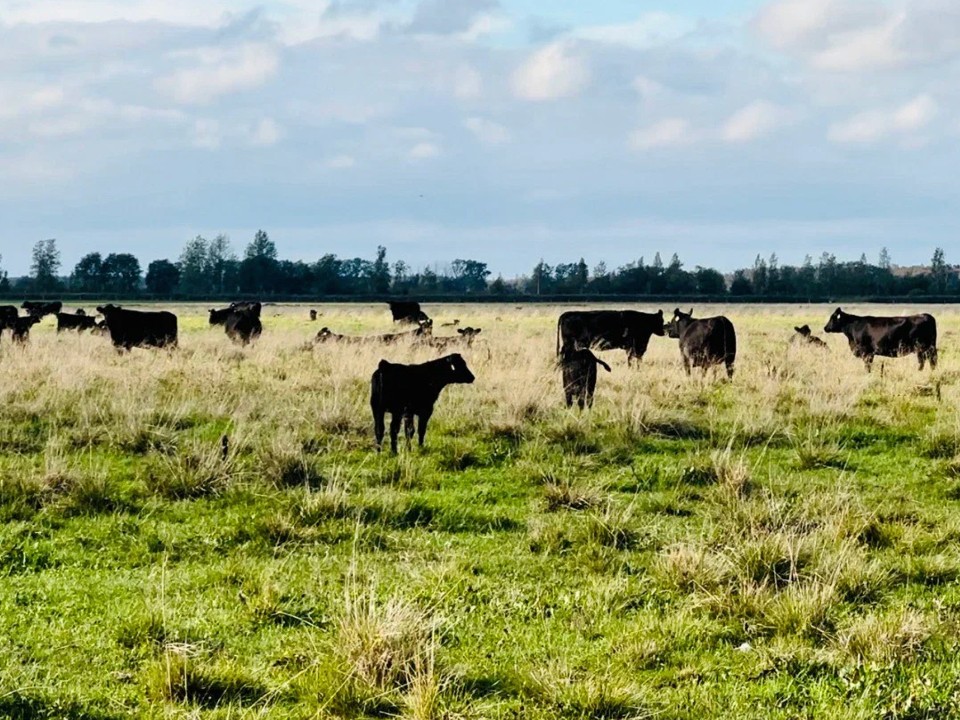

{"left": 2, "top": 302, "right": 960, "bottom": 719}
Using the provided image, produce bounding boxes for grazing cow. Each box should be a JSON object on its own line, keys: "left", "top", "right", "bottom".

{"left": 56, "top": 312, "right": 99, "bottom": 333}
{"left": 10, "top": 316, "right": 40, "bottom": 343}
{"left": 22, "top": 300, "right": 62, "bottom": 318}
{"left": 557, "top": 310, "right": 665, "bottom": 364}
{"left": 224, "top": 309, "right": 262, "bottom": 345}
{"left": 309, "top": 309, "right": 317, "bottom": 321}
{"left": 665, "top": 308, "right": 737, "bottom": 378}
{"left": 388, "top": 300, "right": 431, "bottom": 325}
{"left": 793, "top": 324, "right": 827, "bottom": 348}
{"left": 558, "top": 348, "right": 611, "bottom": 410}
{"left": 370, "top": 353, "right": 475, "bottom": 453}
{"left": 823, "top": 307, "right": 937, "bottom": 371}
{"left": 316, "top": 321, "right": 432, "bottom": 345}
{"left": 428, "top": 327, "right": 482, "bottom": 351}
{"left": 97, "top": 304, "right": 178, "bottom": 350}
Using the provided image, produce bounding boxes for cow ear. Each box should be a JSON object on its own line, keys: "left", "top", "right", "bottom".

{"left": 688, "top": 308, "right": 693, "bottom": 316}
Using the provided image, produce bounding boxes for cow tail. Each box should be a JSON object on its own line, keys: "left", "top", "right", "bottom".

{"left": 556, "top": 317, "right": 562, "bottom": 357}
{"left": 596, "top": 357, "right": 612, "bottom": 373}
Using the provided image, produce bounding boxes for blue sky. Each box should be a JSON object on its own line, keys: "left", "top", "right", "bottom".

{"left": 0, "top": 0, "right": 956, "bottom": 276}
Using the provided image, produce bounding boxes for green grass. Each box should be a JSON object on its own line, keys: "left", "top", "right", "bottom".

{"left": 1, "top": 302, "right": 960, "bottom": 718}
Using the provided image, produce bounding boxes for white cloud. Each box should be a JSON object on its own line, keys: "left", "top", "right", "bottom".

{"left": 408, "top": 141, "right": 441, "bottom": 160}
{"left": 464, "top": 116, "right": 510, "bottom": 145}
{"left": 511, "top": 41, "right": 589, "bottom": 101}
{"left": 325, "top": 154, "right": 356, "bottom": 169}
{"left": 249, "top": 117, "right": 282, "bottom": 146}
{"left": 810, "top": 13, "right": 906, "bottom": 72}
{"left": 722, "top": 101, "right": 789, "bottom": 143}
{"left": 452, "top": 64, "right": 482, "bottom": 100}
{"left": 573, "top": 12, "right": 691, "bottom": 48}
{"left": 191, "top": 119, "right": 221, "bottom": 149}
{"left": 156, "top": 45, "right": 279, "bottom": 105}
{"left": 829, "top": 94, "right": 937, "bottom": 143}
{"left": 629, "top": 118, "right": 693, "bottom": 151}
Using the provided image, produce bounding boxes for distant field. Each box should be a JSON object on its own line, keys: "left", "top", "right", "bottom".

{"left": 3, "top": 302, "right": 960, "bottom": 719}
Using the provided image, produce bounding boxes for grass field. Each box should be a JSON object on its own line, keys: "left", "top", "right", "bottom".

{"left": 2, "top": 302, "right": 960, "bottom": 719}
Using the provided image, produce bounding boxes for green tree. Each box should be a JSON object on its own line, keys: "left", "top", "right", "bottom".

{"left": 931, "top": 247, "right": 947, "bottom": 293}
{"left": 146, "top": 260, "right": 180, "bottom": 295}
{"left": 70, "top": 252, "right": 105, "bottom": 293}
{"left": 206, "top": 234, "right": 235, "bottom": 294}
{"left": 239, "top": 230, "right": 279, "bottom": 293}
{"left": 31, "top": 238, "right": 61, "bottom": 291}
{"left": 102, "top": 253, "right": 142, "bottom": 295}
{"left": 450, "top": 259, "right": 490, "bottom": 293}
{"left": 730, "top": 270, "right": 752, "bottom": 296}
{"left": 489, "top": 274, "right": 507, "bottom": 295}
{"left": 0, "top": 254, "right": 8, "bottom": 291}
{"left": 178, "top": 236, "right": 209, "bottom": 295}
{"left": 878, "top": 247, "right": 891, "bottom": 270}
{"left": 694, "top": 266, "right": 727, "bottom": 295}
{"left": 368, "top": 245, "right": 391, "bottom": 294}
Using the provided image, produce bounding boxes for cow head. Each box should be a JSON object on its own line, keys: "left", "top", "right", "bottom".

{"left": 651, "top": 309, "right": 665, "bottom": 336}
{"left": 443, "top": 353, "right": 476, "bottom": 385}
{"left": 416, "top": 318, "right": 434, "bottom": 336}
{"left": 96, "top": 304, "right": 120, "bottom": 317}
{"left": 824, "top": 308, "right": 848, "bottom": 333}
{"left": 209, "top": 307, "right": 231, "bottom": 325}
{"left": 315, "top": 327, "right": 335, "bottom": 342}
{"left": 664, "top": 308, "right": 693, "bottom": 339}
{"left": 457, "top": 327, "right": 482, "bottom": 342}
{"left": 794, "top": 325, "right": 812, "bottom": 337}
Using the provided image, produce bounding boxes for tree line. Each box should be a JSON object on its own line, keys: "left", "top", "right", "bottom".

{"left": 1, "top": 234, "right": 957, "bottom": 300}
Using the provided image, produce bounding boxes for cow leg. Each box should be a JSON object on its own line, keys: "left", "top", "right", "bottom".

{"left": 725, "top": 360, "right": 735, "bottom": 379}
{"left": 403, "top": 414, "right": 415, "bottom": 447}
{"left": 389, "top": 413, "right": 403, "bottom": 454}
{"left": 864, "top": 355, "right": 874, "bottom": 373}
{"left": 930, "top": 347, "right": 938, "bottom": 369}
{"left": 682, "top": 357, "right": 691, "bottom": 376}
{"left": 918, "top": 352, "right": 925, "bottom": 370}
{"left": 417, "top": 410, "right": 433, "bottom": 448}
{"left": 373, "top": 409, "right": 386, "bottom": 452}
{"left": 564, "top": 391, "right": 573, "bottom": 408}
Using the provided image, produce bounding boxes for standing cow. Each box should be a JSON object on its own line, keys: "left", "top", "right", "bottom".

{"left": 665, "top": 308, "right": 737, "bottom": 378}
{"left": 209, "top": 304, "right": 262, "bottom": 345}
{"left": 823, "top": 308, "right": 937, "bottom": 372}
{"left": 388, "top": 301, "right": 431, "bottom": 325}
{"left": 97, "top": 304, "right": 178, "bottom": 351}
{"left": 558, "top": 348, "right": 611, "bottom": 410}
{"left": 557, "top": 310, "right": 665, "bottom": 364}
{"left": 370, "top": 353, "right": 475, "bottom": 453}
{"left": 22, "top": 301, "right": 62, "bottom": 318}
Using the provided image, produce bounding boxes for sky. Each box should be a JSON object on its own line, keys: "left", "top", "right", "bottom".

{"left": 1, "top": 0, "right": 959, "bottom": 277}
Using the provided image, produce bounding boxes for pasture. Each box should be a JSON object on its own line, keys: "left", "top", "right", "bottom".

{"left": 2, "top": 302, "right": 960, "bottom": 719}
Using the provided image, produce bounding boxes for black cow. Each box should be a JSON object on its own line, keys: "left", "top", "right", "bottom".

{"left": 10, "top": 316, "right": 40, "bottom": 343}
{"left": 665, "top": 308, "right": 737, "bottom": 378}
{"left": 370, "top": 353, "right": 475, "bottom": 453}
{"left": 22, "top": 301, "right": 62, "bottom": 318}
{"left": 823, "top": 308, "right": 937, "bottom": 371}
{"left": 0, "top": 305, "right": 17, "bottom": 328}
{"left": 56, "top": 312, "right": 99, "bottom": 333}
{"left": 224, "top": 309, "right": 262, "bottom": 345}
{"left": 793, "top": 324, "right": 827, "bottom": 348}
{"left": 557, "top": 310, "right": 665, "bottom": 364}
{"left": 97, "top": 304, "right": 178, "bottom": 350}
{"left": 558, "top": 348, "right": 611, "bottom": 410}
{"left": 229, "top": 301, "right": 262, "bottom": 316}
{"left": 309, "top": 309, "right": 318, "bottom": 321}
{"left": 428, "top": 327, "right": 482, "bottom": 351}
{"left": 389, "top": 300, "right": 431, "bottom": 325}
{"left": 76, "top": 308, "right": 87, "bottom": 316}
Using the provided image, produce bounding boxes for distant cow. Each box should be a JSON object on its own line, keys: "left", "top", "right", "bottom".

{"left": 22, "top": 301, "right": 62, "bottom": 318}
{"left": 389, "top": 301, "right": 431, "bottom": 325}
{"left": 428, "top": 327, "right": 482, "bottom": 351}
{"left": 316, "top": 321, "right": 432, "bottom": 345}
{"left": 665, "top": 308, "right": 737, "bottom": 378}
{"left": 309, "top": 309, "right": 318, "bottom": 321}
{"left": 440, "top": 319, "right": 460, "bottom": 327}
{"left": 558, "top": 348, "right": 611, "bottom": 410}
{"left": 10, "top": 316, "right": 40, "bottom": 343}
{"left": 97, "top": 304, "right": 178, "bottom": 351}
{"left": 56, "top": 312, "right": 99, "bottom": 333}
{"left": 793, "top": 324, "right": 827, "bottom": 348}
{"left": 557, "top": 310, "right": 665, "bottom": 364}
{"left": 824, "top": 307, "right": 937, "bottom": 371}
{"left": 209, "top": 306, "right": 262, "bottom": 344}
{"left": 371, "top": 353, "right": 475, "bottom": 453}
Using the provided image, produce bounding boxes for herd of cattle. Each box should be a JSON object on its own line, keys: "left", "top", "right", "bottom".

{"left": 0, "top": 299, "right": 942, "bottom": 451}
